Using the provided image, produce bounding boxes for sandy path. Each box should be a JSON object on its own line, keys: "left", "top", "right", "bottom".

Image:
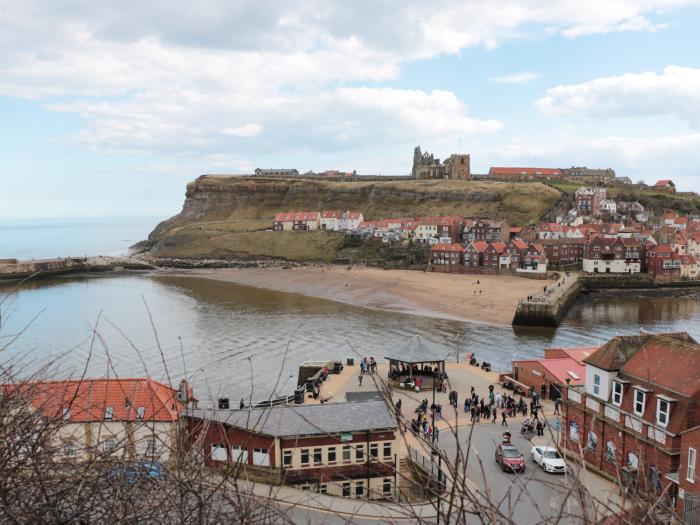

{"left": 165, "top": 266, "right": 546, "bottom": 326}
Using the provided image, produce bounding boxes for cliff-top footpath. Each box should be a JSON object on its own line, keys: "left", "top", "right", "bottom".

{"left": 165, "top": 266, "right": 546, "bottom": 325}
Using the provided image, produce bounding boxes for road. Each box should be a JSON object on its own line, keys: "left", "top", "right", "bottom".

{"left": 433, "top": 422, "right": 585, "bottom": 524}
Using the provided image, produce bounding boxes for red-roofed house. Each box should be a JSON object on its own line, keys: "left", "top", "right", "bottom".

{"left": 430, "top": 243, "right": 465, "bottom": 271}
{"left": 4, "top": 378, "right": 195, "bottom": 462}
{"left": 583, "top": 236, "right": 643, "bottom": 274}
{"left": 273, "top": 212, "right": 296, "bottom": 231}
{"left": 293, "top": 211, "right": 321, "bottom": 230}
{"left": 654, "top": 179, "right": 676, "bottom": 193}
{"left": 561, "top": 332, "right": 700, "bottom": 513}
{"left": 462, "top": 218, "right": 509, "bottom": 243}
{"left": 501, "top": 238, "right": 529, "bottom": 270}
{"left": 544, "top": 346, "right": 599, "bottom": 364}
{"left": 463, "top": 240, "right": 488, "bottom": 268}
{"left": 320, "top": 210, "right": 342, "bottom": 231}
{"left": 505, "top": 356, "right": 585, "bottom": 401}
{"left": 522, "top": 243, "right": 547, "bottom": 272}
{"left": 339, "top": 211, "right": 364, "bottom": 231}
{"left": 484, "top": 241, "right": 506, "bottom": 269}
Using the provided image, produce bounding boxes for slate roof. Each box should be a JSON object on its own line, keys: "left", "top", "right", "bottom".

{"left": 584, "top": 332, "right": 698, "bottom": 371}
{"left": 186, "top": 399, "right": 396, "bottom": 437}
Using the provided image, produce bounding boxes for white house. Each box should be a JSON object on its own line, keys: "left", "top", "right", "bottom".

{"left": 339, "top": 211, "right": 364, "bottom": 231}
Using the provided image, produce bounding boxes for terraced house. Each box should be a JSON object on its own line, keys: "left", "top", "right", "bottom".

{"left": 186, "top": 400, "right": 400, "bottom": 499}
{"left": 561, "top": 332, "right": 700, "bottom": 518}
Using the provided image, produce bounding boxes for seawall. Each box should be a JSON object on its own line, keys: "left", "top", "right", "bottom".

{"left": 512, "top": 277, "right": 581, "bottom": 327}
{"left": 0, "top": 257, "right": 154, "bottom": 282}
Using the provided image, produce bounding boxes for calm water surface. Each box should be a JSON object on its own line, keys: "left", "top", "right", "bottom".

{"left": 1, "top": 274, "right": 699, "bottom": 404}
{"left": 0, "top": 217, "right": 162, "bottom": 259}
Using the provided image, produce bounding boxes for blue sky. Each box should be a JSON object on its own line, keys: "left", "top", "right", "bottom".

{"left": 1, "top": 1, "right": 700, "bottom": 219}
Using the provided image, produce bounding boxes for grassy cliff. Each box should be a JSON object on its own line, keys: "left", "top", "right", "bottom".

{"left": 147, "top": 176, "right": 562, "bottom": 261}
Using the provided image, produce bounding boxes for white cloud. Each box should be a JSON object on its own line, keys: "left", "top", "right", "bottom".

{"left": 221, "top": 123, "right": 264, "bottom": 137}
{"left": 535, "top": 66, "right": 700, "bottom": 128}
{"left": 491, "top": 72, "right": 541, "bottom": 84}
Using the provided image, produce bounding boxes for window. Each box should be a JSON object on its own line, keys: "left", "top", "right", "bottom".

{"left": 593, "top": 375, "right": 601, "bottom": 396}
{"left": 634, "top": 390, "right": 646, "bottom": 416}
{"left": 355, "top": 481, "right": 364, "bottom": 498}
{"left": 688, "top": 448, "right": 697, "bottom": 483}
{"left": 587, "top": 432, "right": 598, "bottom": 453}
{"left": 102, "top": 439, "right": 116, "bottom": 453}
{"left": 232, "top": 445, "right": 248, "bottom": 463}
{"left": 319, "top": 483, "right": 327, "bottom": 495}
{"left": 146, "top": 439, "right": 158, "bottom": 456}
{"left": 136, "top": 406, "right": 146, "bottom": 419}
{"left": 253, "top": 448, "right": 270, "bottom": 467}
{"left": 612, "top": 382, "right": 623, "bottom": 406}
{"left": 313, "top": 448, "right": 322, "bottom": 465}
{"left": 606, "top": 441, "right": 616, "bottom": 463}
{"left": 104, "top": 406, "right": 114, "bottom": 421}
{"left": 356, "top": 445, "right": 364, "bottom": 461}
{"left": 569, "top": 421, "right": 579, "bottom": 442}
{"left": 656, "top": 399, "right": 671, "bottom": 427}
{"left": 342, "top": 482, "right": 351, "bottom": 497}
{"left": 62, "top": 407, "right": 71, "bottom": 421}
{"left": 383, "top": 442, "right": 392, "bottom": 459}
{"left": 343, "top": 445, "right": 351, "bottom": 463}
{"left": 327, "top": 447, "right": 336, "bottom": 463}
{"left": 64, "top": 442, "right": 75, "bottom": 457}
{"left": 300, "top": 449, "right": 309, "bottom": 465}
{"left": 211, "top": 443, "right": 227, "bottom": 461}
{"left": 369, "top": 443, "right": 378, "bottom": 458}
{"left": 383, "top": 478, "right": 392, "bottom": 495}
{"left": 283, "top": 450, "right": 292, "bottom": 467}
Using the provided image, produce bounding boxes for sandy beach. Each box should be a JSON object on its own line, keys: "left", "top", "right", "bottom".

{"left": 167, "top": 266, "right": 547, "bottom": 325}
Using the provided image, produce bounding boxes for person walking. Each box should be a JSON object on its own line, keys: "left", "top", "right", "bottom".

{"left": 554, "top": 397, "right": 562, "bottom": 415}
{"left": 501, "top": 411, "right": 508, "bottom": 426}
{"left": 434, "top": 426, "right": 440, "bottom": 443}
{"left": 464, "top": 398, "right": 469, "bottom": 413}
{"left": 492, "top": 405, "right": 497, "bottom": 423}
{"left": 358, "top": 374, "right": 363, "bottom": 386}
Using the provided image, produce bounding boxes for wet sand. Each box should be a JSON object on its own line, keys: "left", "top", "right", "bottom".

{"left": 167, "top": 266, "right": 546, "bottom": 326}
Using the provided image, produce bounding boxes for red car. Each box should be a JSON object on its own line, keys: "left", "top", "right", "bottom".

{"left": 495, "top": 442, "right": 525, "bottom": 473}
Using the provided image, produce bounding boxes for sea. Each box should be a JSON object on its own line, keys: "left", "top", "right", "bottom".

{"left": 1, "top": 218, "right": 699, "bottom": 405}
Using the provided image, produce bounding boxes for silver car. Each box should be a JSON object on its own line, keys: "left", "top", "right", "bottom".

{"left": 530, "top": 446, "right": 568, "bottom": 473}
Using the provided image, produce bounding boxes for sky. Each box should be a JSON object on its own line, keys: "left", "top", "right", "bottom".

{"left": 1, "top": 0, "right": 700, "bottom": 219}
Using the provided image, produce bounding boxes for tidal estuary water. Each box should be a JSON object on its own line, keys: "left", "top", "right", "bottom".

{"left": 2, "top": 273, "right": 699, "bottom": 405}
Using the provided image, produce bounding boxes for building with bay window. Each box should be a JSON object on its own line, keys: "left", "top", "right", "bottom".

{"left": 560, "top": 332, "right": 700, "bottom": 517}
{"left": 186, "top": 399, "right": 399, "bottom": 499}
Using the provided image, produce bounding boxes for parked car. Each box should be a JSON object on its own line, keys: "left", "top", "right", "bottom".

{"left": 107, "top": 461, "right": 166, "bottom": 484}
{"left": 530, "top": 446, "right": 568, "bottom": 474}
{"left": 495, "top": 442, "right": 525, "bottom": 473}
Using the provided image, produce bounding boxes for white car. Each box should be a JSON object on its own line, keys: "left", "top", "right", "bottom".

{"left": 530, "top": 446, "right": 568, "bottom": 474}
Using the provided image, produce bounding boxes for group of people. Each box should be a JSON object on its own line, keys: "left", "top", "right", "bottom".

{"left": 360, "top": 357, "right": 377, "bottom": 374}
{"left": 409, "top": 399, "right": 442, "bottom": 442}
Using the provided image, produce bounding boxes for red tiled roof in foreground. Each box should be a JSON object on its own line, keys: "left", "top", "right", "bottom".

{"left": 4, "top": 378, "right": 185, "bottom": 423}
{"left": 537, "top": 358, "right": 586, "bottom": 386}
{"left": 544, "top": 346, "right": 599, "bottom": 364}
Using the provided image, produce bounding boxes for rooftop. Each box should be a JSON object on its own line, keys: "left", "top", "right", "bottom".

{"left": 186, "top": 399, "right": 396, "bottom": 437}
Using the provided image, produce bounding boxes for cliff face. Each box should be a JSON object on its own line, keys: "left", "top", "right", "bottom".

{"left": 147, "top": 175, "right": 561, "bottom": 260}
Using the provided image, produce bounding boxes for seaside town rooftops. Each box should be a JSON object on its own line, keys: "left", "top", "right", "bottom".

{"left": 321, "top": 210, "right": 342, "bottom": 219}
{"left": 544, "top": 346, "right": 599, "bottom": 364}
{"left": 186, "top": 399, "right": 396, "bottom": 437}
{"left": 490, "top": 241, "right": 507, "bottom": 253}
{"left": 655, "top": 179, "right": 674, "bottom": 187}
{"left": 510, "top": 238, "right": 529, "bottom": 250}
{"left": 430, "top": 243, "right": 465, "bottom": 252}
{"left": 4, "top": 378, "right": 187, "bottom": 423}
{"left": 469, "top": 240, "right": 489, "bottom": 253}
{"left": 583, "top": 332, "right": 698, "bottom": 372}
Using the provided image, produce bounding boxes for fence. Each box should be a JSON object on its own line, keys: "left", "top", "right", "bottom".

{"left": 407, "top": 445, "right": 446, "bottom": 494}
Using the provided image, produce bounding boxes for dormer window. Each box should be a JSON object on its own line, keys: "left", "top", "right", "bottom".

{"left": 104, "top": 406, "right": 114, "bottom": 421}
{"left": 62, "top": 407, "right": 71, "bottom": 421}
{"left": 633, "top": 389, "right": 646, "bottom": 416}
{"left": 656, "top": 395, "right": 676, "bottom": 427}
{"left": 612, "top": 381, "right": 624, "bottom": 406}
{"left": 593, "top": 374, "right": 601, "bottom": 396}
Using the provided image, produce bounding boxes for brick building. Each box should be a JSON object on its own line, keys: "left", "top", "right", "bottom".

{"left": 561, "top": 332, "right": 700, "bottom": 512}
{"left": 186, "top": 400, "right": 399, "bottom": 499}
{"left": 462, "top": 219, "right": 509, "bottom": 243}
{"left": 483, "top": 241, "right": 506, "bottom": 270}
{"left": 575, "top": 187, "right": 606, "bottom": 217}
{"left": 583, "top": 236, "right": 643, "bottom": 274}
{"left": 463, "top": 240, "right": 488, "bottom": 268}
{"left": 540, "top": 238, "right": 585, "bottom": 268}
{"left": 501, "top": 238, "right": 529, "bottom": 270}
{"left": 430, "top": 243, "right": 465, "bottom": 270}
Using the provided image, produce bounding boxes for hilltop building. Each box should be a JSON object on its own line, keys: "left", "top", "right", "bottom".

{"left": 488, "top": 167, "right": 561, "bottom": 180}
{"left": 562, "top": 166, "right": 616, "bottom": 184}
{"left": 412, "top": 146, "right": 470, "bottom": 180}
{"left": 254, "top": 168, "right": 300, "bottom": 177}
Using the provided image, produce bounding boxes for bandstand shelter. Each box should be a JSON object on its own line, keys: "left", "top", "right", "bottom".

{"left": 385, "top": 336, "right": 449, "bottom": 383}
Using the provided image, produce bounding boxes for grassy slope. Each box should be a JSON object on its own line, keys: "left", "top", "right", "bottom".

{"left": 151, "top": 177, "right": 562, "bottom": 261}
